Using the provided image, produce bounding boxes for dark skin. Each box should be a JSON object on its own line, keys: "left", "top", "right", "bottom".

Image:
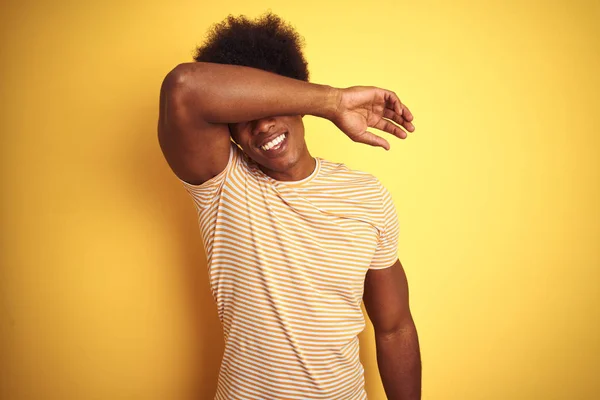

{"left": 228, "top": 115, "right": 314, "bottom": 181}
{"left": 364, "top": 259, "right": 422, "bottom": 399}
{"left": 158, "top": 61, "right": 421, "bottom": 399}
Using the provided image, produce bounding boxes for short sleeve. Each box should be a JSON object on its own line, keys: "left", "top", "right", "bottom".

{"left": 369, "top": 183, "right": 400, "bottom": 270}
{"left": 180, "top": 142, "right": 236, "bottom": 210}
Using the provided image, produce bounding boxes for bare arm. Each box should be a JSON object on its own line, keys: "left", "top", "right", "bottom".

{"left": 157, "top": 62, "right": 415, "bottom": 184}
{"left": 363, "top": 259, "right": 422, "bottom": 400}
{"left": 164, "top": 62, "right": 339, "bottom": 124}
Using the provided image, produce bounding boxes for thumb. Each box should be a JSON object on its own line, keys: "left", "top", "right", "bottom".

{"left": 355, "top": 131, "right": 390, "bottom": 150}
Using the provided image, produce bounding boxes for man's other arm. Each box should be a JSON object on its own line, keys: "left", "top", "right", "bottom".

{"left": 363, "top": 259, "right": 422, "bottom": 400}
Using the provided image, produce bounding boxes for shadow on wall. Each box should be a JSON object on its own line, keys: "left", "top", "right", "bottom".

{"left": 124, "top": 100, "right": 224, "bottom": 399}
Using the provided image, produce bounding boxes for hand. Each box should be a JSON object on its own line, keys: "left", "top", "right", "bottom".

{"left": 330, "top": 86, "right": 415, "bottom": 150}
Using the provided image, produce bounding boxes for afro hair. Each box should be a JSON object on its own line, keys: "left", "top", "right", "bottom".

{"left": 193, "top": 11, "right": 310, "bottom": 82}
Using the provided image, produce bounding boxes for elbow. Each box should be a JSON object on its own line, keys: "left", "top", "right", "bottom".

{"left": 374, "top": 315, "right": 417, "bottom": 341}
{"left": 160, "top": 63, "right": 205, "bottom": 113}
{"left": 165, "top": 62, "right": 212, "bottom": 88}
{"left": 161, "top": 62, "right": 213, "bottom": 105}
{"left": 162, "top": 63, "right": 192, "bottom": 93}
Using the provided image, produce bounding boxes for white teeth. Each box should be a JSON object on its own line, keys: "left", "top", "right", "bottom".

{"left": 260, "top": 133, "right": 286, "bottom": 151}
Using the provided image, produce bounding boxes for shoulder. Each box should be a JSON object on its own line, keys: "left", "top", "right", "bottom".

{"left": 317, "top": 158, "right": 396, "bottom": 215}
{"left": 317, "top": 158, "right": 385, "bottom": 192}
{"left": 179, "top": 141, "right": 249, "bottom": 197}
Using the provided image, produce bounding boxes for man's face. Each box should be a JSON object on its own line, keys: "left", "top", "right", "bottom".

{"left": 228, "top": 115, "right": 307, "bottom": 174}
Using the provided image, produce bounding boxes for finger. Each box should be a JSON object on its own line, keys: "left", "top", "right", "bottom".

{"left": 386, "top": 91, "right": 403, "bottom": 116}
{"left": 401, "top": 103, "right": 414, "bottom": 122}
{"left": 383, "top": 108, "right": 404, "bottom": 125}
{"left": 386, "top": 91, "right": 414, "bottom": 122}
{"left": 373, "top": 118, "right": 408, "bottom": 139}
{"left": 355, "top": 131, "right": 390, "bottom": 150}
{"left": 383, "top": 109, "right": 415, "bottom": 132}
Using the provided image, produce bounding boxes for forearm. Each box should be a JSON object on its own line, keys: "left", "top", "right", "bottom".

{"left": 168, "top": 62, "right": 338, "bottom": 123}
{"left": 375, "top": 319, "right": 422, "bottom": 400}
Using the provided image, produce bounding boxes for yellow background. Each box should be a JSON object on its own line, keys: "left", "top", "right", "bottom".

{"left": 1, "top": 0, "right": 599, "bottom": 399}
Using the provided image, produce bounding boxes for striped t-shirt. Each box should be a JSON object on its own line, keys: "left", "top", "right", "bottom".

{"left": 181, "top": 142, "right": 399, "bottom": 400}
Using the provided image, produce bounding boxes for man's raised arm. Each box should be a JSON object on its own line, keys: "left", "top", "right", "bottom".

{"left": 157, "top": 62, "right": 414, "bottom": 185}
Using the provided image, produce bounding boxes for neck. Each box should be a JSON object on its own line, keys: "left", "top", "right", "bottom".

{"left": 260, "top": 151, "right": 316, "bottom": 182}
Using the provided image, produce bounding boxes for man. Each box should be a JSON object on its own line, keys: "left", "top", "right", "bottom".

{"left": 158, "top": 12, "right": 421, "bottom": 400}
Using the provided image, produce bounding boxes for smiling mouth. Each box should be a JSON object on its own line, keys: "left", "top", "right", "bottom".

{"left": 259, "top": 132, "right": 287, "bottom": 152}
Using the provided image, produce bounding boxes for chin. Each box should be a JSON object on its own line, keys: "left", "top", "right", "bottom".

{"left": 258, "top": 153, "right": 297, "bottom": 172}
